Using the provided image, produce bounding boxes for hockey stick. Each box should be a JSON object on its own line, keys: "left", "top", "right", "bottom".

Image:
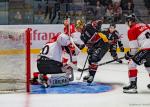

{"left": 77, "top": 56, "right": 125, "bottom": 72}
{"left": 67, "top": 17, "right": 73, "bottom": 62}
{"left": 76, "top": 55, "right": 89, "bottom": 80}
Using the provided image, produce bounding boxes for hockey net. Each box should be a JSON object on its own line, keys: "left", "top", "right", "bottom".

{"left": 0, "top": 28, "right": 31, "bottom": 93}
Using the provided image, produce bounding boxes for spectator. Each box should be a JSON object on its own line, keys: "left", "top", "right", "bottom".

{"left": 34, "top": 3, "right": 44, "bottom": 24}
{"left": 112, "top": 0, "right": 121, "bottom": 3}
{"left": 124, "top": 1, "right": 134, "bottom": 15}
{"left": 14, "top": 11, "right": 23, "bottom": 24}
{"left": 105, "top": 4, "right": 114, "bottom": 23}
{"left": 101, "top": 0, "right": 112, "bottom": 6}
{"left": 85, "top": 6, "right": 95, "bottom": 21}
{"left": 113, "top": 2, "right": 122, "bottom": 23}
{"left": 94, "top": 0, "right": 105, "bottom": 20}
{"left": 84, "top": 0, "right": 97, "bottom": 6}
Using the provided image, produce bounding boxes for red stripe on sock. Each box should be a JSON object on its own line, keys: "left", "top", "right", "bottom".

{"left": 128, "top": 69, "right": 138, "bottom": 78}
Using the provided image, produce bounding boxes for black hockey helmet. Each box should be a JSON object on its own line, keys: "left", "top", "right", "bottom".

{"left": 109, "top": 23, "right": 116, "bottom": 28}
{"left": 126, "top": 14, "right": 136, "bottom": 22}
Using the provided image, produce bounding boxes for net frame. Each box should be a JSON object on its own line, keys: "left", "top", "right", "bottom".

{"left": 0, "top": 28, "right": 31, "bottom": 93}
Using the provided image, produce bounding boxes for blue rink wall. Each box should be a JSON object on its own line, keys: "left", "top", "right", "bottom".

{"left": 31, "top": 82, "right": 113, "bottom": 94}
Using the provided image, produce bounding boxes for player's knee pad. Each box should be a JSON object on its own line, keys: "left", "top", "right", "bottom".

{"left": 47, "top": 73, "right": 70, "bottom": 87}
{"left": 132, "top": 50, "right": 149, "bottom": 65}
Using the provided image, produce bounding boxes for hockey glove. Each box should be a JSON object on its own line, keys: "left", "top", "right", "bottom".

{"left": 88, "top": 48, "right": 94, "bottom": 55}
{"left": 125, "top": 51, "right": 133, "bottom": 60}
{"left": 120, "top": 46, "right": 124, "bottom": 52}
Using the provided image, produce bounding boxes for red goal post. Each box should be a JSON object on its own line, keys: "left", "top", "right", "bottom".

{"left": 0, "top": 28, "right": 31, "bottom": 93}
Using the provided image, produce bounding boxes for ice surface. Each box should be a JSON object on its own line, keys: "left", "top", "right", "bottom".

{"left": 0, "top": 52, "right": 150, "bottom": 107}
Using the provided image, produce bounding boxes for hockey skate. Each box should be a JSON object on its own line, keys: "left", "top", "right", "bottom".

{"left": 123, "top": 81, "right": 137, "bottom": 93}
{"left": 39, "top": 74, "right": 49, "bottom": 88}
{"left": 83, "top": 75, "right": 94, "bottom": 84}
{"left": 83, "top": 75, "right": 90, "bottom": 82}
{"left": 147, "top": 84, "right": 150, "bottom": 89}
{"left": 87, "top": 76, "right": 94, "bottom": 84}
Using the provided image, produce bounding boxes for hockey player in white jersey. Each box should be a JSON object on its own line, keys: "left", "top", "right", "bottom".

{"left": 34, "top": 33, "right": 73, "bottom": 87}
{"left": 123, "top": 14, "right": 150, "bottom": 93}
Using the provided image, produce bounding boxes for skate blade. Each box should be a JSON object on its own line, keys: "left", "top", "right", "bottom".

{"left": 123, "top": 89, "right": 138, "bottom": 94}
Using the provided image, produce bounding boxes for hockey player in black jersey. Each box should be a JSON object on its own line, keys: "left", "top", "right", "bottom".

{"left": 102, "top": 23, "right": 124, "bottom": 63}
{"left": 80, "top": 19, "right": 109, "bottom": 83}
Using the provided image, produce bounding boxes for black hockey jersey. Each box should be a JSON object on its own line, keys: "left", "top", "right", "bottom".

{"left": 80, "top": 23, "right": 98, "bottom": 44}
{"left": 102, "top": 30, "right": 123, "bottom": 47}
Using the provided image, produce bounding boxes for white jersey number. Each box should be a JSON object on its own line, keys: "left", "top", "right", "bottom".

{"left": 145, "top": 32, "right": 150, "bottom": 39}
{"left": 41, "top": 45, "right": 49, "bottom": 55}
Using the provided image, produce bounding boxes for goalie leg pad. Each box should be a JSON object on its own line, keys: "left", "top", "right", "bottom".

{"left": 47, "top": 73, "right": 70, "bottom": 87}
{"left": 61, "top": 64, "right": 74, "bottom": 81}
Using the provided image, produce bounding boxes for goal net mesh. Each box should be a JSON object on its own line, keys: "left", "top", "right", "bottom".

{"left": 0, "top": 29, "right": 30, "bottom": 93}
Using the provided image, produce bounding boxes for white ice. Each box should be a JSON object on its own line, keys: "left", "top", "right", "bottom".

{"left": 0, "top": 52, "right": 150, "bottom": 107}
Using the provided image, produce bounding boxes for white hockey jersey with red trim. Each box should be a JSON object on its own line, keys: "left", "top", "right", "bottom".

{"left": 40, "top": 33, "right": 71, "bottom": 62}
{"left": 128, "top": 23, "right": 150, "bottom": 50}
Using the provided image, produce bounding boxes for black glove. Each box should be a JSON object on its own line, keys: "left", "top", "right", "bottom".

{"left": 88, "top": 48, "right": 94, "bottom": 55}
{"left": 120, "top": 46, "right": 124, "bottom": 52}
{"left": 125, "top": 51, "right": 133, "bottom": 60}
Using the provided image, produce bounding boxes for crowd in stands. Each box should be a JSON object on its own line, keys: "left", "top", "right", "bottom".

{"left": 33, "top": 0, "right": 135, "bottom": 24}
{"left": 84, "top": 0, "right": 134, "bottom": 23}
{"left": 2, "top": 0, "right": 150, "bottom": 25}
{"left": 144, "top": 0, "right": 150, "bottom": 15}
